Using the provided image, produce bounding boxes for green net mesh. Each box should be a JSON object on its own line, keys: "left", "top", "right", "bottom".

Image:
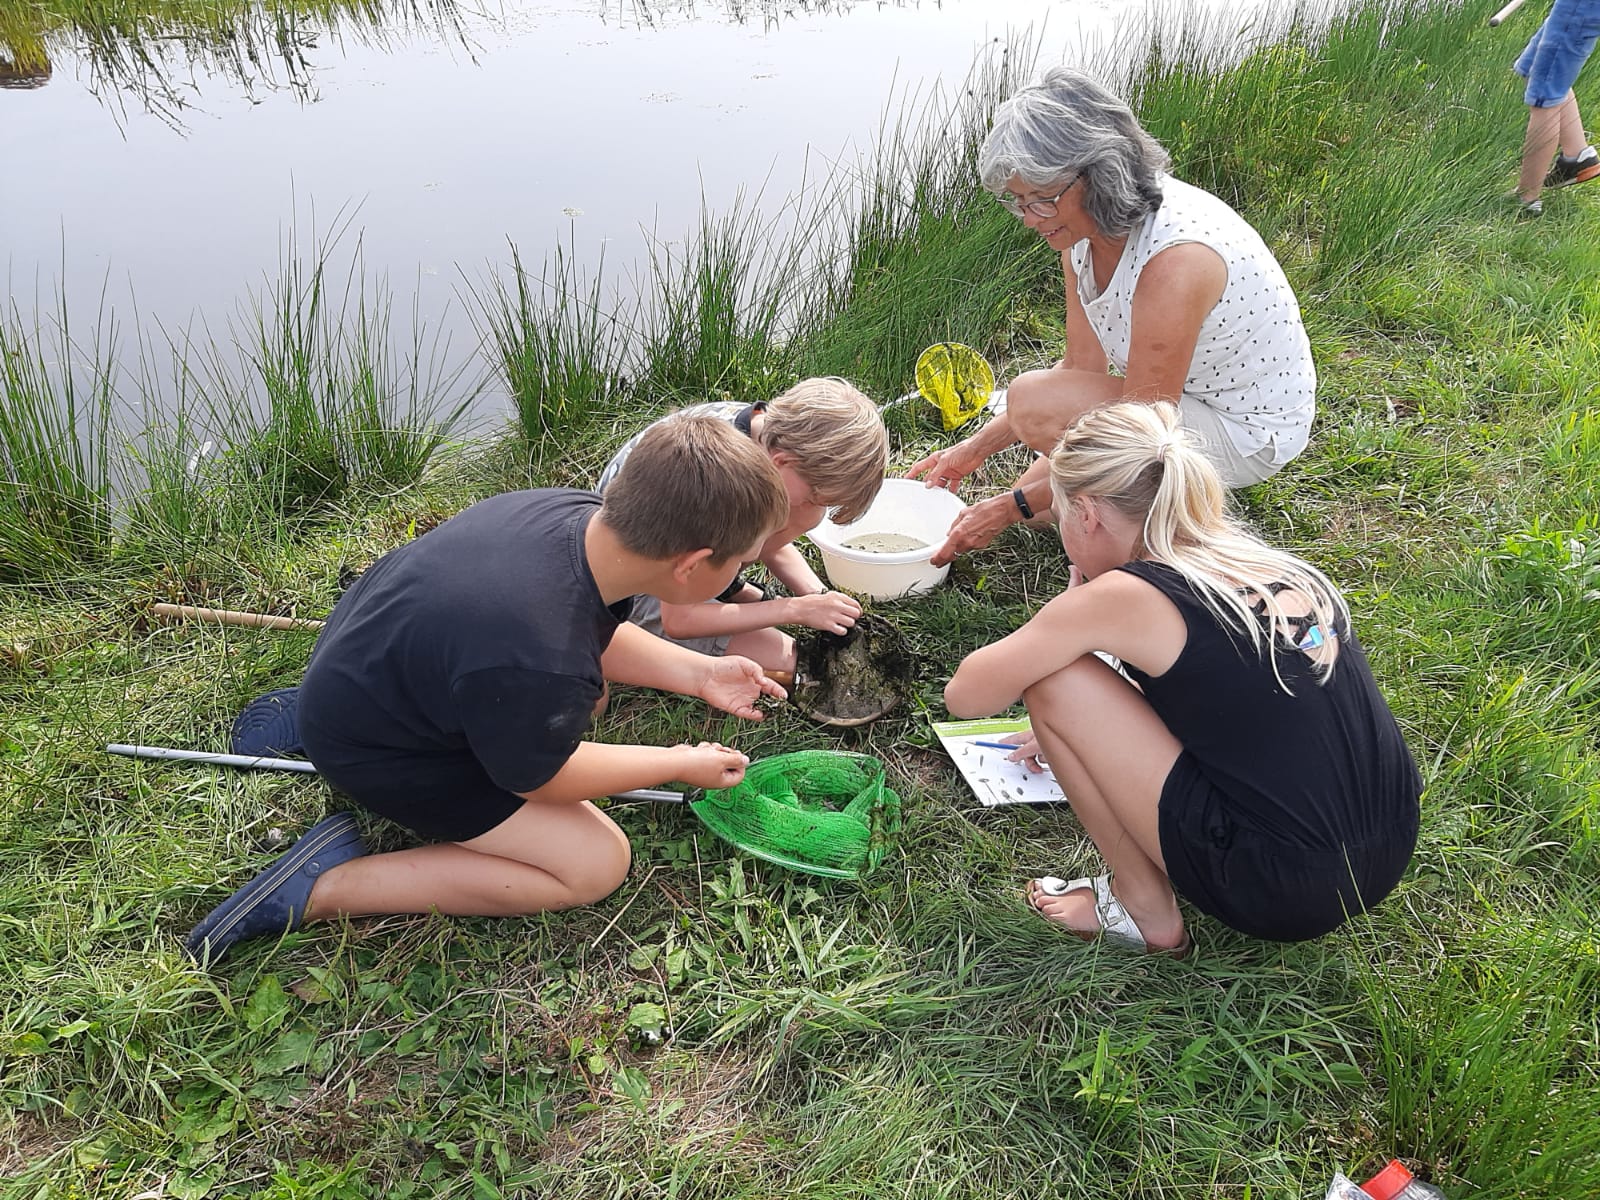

{"left": 692, "top": 751, "right": 902, "bottom": 879}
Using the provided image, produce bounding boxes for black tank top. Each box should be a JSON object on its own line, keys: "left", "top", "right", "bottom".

{"left": 1116, "top": 560, "right": 1422, "bottom": 850}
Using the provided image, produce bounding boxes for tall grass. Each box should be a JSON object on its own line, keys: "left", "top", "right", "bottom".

{"left": 0, "top": 297, "right": 118, "bottom": 583}
{"left": 1128, "top": 0, "right": 1516, "bottom": 308}
{"left": 473, "top": 240, "right": 632, "bottom": 471}
{"left": 633, "top": 193, "right": 809, "bottom": 404}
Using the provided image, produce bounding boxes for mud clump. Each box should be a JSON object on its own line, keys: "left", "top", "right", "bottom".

{"left": 792, "top": 614, "right": 912, "bottom": 727}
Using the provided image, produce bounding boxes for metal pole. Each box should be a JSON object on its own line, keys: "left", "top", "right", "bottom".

{"left": 1489, "top": 0, "right": 1529, "bottom": 27}
{"left": 107, "top": 743, "right": 319, "bottom": 772}
{"left": 104, "top": 742, "right": 684, "bottom": 802}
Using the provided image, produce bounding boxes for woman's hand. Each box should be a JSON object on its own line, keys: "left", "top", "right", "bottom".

{"left": 997, "top": 730, "right": 1048, "bottom": 774}
{"left": 698, "top": 655, "right": 788, "bottom": 720}
{"left": 673, "top": 741, "right": 750, "bottom": 790}
{"left": 787, "top": 590, "right": 861, "bottom": 635}
{"left": 906, "top": 438, "right": 987, "bottom": 494}
{"left": 929, "top": 494, "right": 1017, "bottom": 567}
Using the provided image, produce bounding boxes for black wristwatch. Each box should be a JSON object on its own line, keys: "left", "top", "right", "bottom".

{"left": 1012, "top": 488, "right": 1034, "bottom": 520}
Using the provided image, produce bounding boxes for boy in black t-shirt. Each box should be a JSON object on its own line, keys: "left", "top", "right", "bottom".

{"left": 186, "top": 416, "right": 790, "bottom": 962}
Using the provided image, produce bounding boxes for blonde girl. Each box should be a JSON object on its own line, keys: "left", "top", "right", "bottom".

{"left": 945, "top": 402, "right": 1420, "bottom": 952}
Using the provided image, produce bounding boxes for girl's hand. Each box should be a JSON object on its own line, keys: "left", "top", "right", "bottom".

{"left": 673, "top": 741, "right": 750, "bottom": 790}
{"left": 789, "top": 590, "right": 862, "bottom": 634}
{"left": 906, "top": 438, "right": 986, "bottom": 494}
{"left": 1000, "top": 730, "right": 1048, "bottom": 774}
{"left": 699, "top": 655, "right": 788, "bottom": 720}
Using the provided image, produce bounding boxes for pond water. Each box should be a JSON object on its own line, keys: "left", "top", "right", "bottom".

{"left": 4, "top": 0, "right": 1288, "bottom": 428}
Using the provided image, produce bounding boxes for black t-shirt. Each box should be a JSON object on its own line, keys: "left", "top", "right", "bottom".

{"left": 1116, "top": 559, "right": 1422, "bottom": 850}
{"left": 300, "top": 489, "right": 634, "bottom": 795}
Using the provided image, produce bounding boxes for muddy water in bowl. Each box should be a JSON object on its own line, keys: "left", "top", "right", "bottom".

{"left": 840, "top": 532, "right": 929, "bottom": 554}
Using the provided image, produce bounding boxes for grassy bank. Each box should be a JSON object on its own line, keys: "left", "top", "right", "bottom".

{"left": 4, "top": 1, "right": 1599, "bottom": 1197}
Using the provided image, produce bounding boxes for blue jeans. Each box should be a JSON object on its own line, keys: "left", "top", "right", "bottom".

{"left": 1516, "top": 0, "right": 1600, "bottom": 107}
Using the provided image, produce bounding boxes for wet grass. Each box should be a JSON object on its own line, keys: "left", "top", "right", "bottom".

{"left": 4, "top": 0, "right": 1600, "bottom": 1196}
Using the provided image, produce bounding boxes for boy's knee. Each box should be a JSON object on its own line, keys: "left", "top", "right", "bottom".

{"left": 565, "top": 824, "right": 632, "bottom": 906}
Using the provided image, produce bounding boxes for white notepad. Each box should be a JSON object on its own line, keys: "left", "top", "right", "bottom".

{"left": 930, "top": 716, "right": 1068, "bottom": 807}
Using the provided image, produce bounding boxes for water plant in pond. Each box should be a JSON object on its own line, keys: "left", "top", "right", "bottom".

{"left": 473, "top": 240, "right": 632, "bottom": 475}
{"left": 633, "top": 192, "right": 811, "bottom": 404}
{"left": 162, "top": 243, "right": 473, "bottom": 533}
{"left": 0, "top": 297, "right": 117, "bottom": 583}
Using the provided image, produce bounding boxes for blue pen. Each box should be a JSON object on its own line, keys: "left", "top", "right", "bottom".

{"left": 972, "top": 739, "right": 1025, "bottom": 752}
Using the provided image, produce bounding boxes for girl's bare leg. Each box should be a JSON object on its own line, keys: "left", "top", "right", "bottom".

{"left": 302, "top": 800, "right": 631, "bottom": 920}
{"left": 1023, "top": 655, "right": 1187, "bottom": 949}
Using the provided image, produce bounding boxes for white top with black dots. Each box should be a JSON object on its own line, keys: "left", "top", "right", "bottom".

{"left": 1070, "top": 175, "right": 1316, "bottom": 465}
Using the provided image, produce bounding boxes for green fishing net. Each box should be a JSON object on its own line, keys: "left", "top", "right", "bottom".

{"left": 692, "top": 751, "right": 902, "bottom": 879}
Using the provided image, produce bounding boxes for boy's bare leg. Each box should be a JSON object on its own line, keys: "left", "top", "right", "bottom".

{"left": 1519, "top": 95, "right": 1572, "bottom": 202}
{"left": 303, "top": 800, "right": 631, "bottom": 920}
{"left": 1021, "top": 655, "right": 1187, "bottom": 949}
{"left": 724, "top": 627, "right": 796, "bottom": 677}
{"left": 1558, "top": 92, "right": 1586, "bottom": 157}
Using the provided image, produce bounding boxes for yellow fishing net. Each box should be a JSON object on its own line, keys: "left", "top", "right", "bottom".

{"left": 915, "top": 342, "right": 994, "bottom": 430}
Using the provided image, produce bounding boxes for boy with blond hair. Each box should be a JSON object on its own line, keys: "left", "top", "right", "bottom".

{"left": 186, "top": 417, "right": 790, "bottom": 963}
{"left": 597, "top": 377, "right": 889, "bottom": 677}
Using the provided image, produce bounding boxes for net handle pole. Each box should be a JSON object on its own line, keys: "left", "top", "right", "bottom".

{"left": 106, "top": 743, "right": 684, "bottom": 803}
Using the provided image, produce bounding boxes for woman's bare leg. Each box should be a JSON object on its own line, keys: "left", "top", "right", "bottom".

{"left": 1022, "top": 655, "right": 1187, "bottom": 948}
{"left": 302, "top": 800, "right": 631, "bottom": 920}
{"left": 1005, "top": 367, "right": 1126, "bottom": 454}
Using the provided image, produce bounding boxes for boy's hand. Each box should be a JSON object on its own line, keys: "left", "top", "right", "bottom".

{"left": 674, "top": 741, "right": 750, "bottom": 790}
{"left": 700, "top": 655, "right": 788, "bottom": 720}
{"left": 789, "top": 590, "right": 861, "bottom": 634}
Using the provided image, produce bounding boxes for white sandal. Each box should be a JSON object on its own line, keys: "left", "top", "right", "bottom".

{"left": 1032, "top": 873, "right": 1192, "bottom": 958}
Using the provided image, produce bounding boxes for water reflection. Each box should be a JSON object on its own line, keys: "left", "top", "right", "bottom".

{"left": 0, "top": 0, "right": 942, "bottom": 120}
{"left": 0, "top": 31, "right": 50, "bottom": 89}
{"left": 617, "top": 0, "right": 935, "bottom": 33}
{"left": 0, "top": 0, "right": 474, "bottom": 121}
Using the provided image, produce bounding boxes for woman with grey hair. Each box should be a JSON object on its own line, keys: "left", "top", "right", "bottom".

{"left": 910, "top": 68, "right": 1316, "bottom": 565}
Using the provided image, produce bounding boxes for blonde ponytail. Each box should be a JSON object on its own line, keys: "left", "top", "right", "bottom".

{"left": 1049, "top": 402, "right": 1348, "bottom": 685}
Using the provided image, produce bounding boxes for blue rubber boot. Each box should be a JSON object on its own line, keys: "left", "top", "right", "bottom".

{"left": 185, "top": 813, "right": 366, "bottom": 964}
{"left": 230, "top": 687, "right": 304, "bottom": 757}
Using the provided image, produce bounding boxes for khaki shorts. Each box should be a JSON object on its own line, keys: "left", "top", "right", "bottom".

{"left": 1176, "top": 396, "right": 1284, "bottom": 488}
{"left": 629, "top": 593, "right": 731, "bottom": 657}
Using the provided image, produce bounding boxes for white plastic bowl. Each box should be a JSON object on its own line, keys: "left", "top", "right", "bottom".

{"left": 807, "top": 478, "right": 967, "bottom": 600}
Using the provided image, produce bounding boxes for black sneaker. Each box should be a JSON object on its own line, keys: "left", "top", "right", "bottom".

{"left": 1545, "top": 146, "right": 1600, "bottom": 190}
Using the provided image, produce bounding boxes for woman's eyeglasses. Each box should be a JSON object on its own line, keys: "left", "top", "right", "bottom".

{"left": 997, "top": 174, "right": 1081, "bottom": 218}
